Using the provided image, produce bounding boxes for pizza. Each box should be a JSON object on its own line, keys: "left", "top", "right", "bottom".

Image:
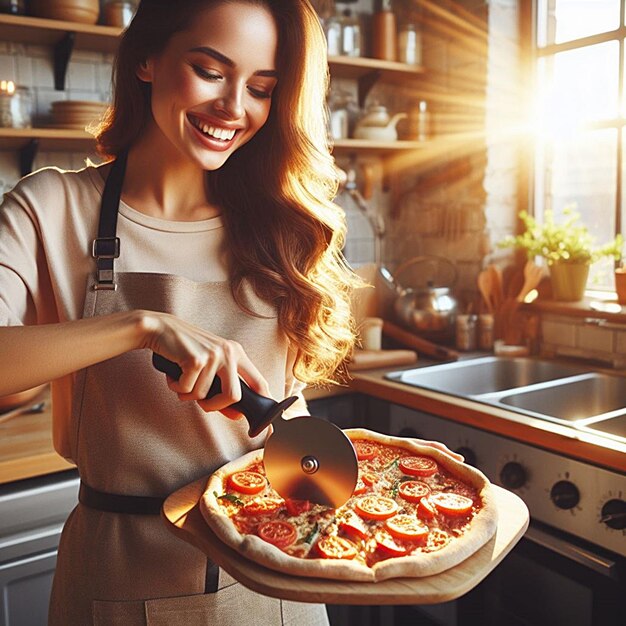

{"left": 200, "top": 428, "right": 498, "bottom": 582}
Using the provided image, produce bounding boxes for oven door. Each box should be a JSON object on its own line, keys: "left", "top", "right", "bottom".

{"left": 395, "top": 520, "right": 625, "bottom": 626}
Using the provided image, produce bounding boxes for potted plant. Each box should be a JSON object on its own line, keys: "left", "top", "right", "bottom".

{"left": 499, "top": 207, "right": 623, "bottom": 302}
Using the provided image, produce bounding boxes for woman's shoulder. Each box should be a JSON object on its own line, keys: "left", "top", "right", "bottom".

{"left": 9, "top": 163, "right": 102, "bottom": 203}
{"left": 4, "top": 163, "right": 105, "bottom": 228}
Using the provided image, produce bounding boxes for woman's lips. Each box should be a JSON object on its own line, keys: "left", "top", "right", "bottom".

{"left": 187, "top": 114, "right": 239, "bottom": 152}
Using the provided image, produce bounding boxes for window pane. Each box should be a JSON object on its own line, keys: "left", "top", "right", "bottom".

{"left": 535, "top": 129, "right": 617, "bottom": 288}
{"left": 537, "top": 0, "right": 620, "bottom": 46}
{"left": 536, "top": 43, "right": 619, "bottom": 133}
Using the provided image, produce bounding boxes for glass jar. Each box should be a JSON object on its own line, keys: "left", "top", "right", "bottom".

{"left": 405, "top": 100, "right": 431, "bottom": 141}
{"left": 0, "top": 83, "right": 32, "bottom": 129}
{"left": 397, "top": 23, "right": 422, "bottom": 65}
{"left": 340, "top": 9, "right": 361, "bottom": 57}
{"left": 324, "top": 10, "right": 343, "bottom": 56}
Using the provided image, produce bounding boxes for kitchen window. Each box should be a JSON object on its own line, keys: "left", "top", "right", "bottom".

{"left": 531, "top": 0, "right": 625, "bottom": 289}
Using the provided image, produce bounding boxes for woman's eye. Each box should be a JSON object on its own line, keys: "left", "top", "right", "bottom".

{"left": 248, "top": 87, "right": 272, "bottom": 100}
{"left": 191, "top": 64, "right": 221, "bottom": 81}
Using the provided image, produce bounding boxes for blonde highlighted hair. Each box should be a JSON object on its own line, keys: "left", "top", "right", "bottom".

{"left": 97, "top": 0, "right": 361, "bottom": 386}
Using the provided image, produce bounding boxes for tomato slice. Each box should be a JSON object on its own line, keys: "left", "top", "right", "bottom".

{"left": 257, "top": 520, "right": 297, "bottom": 549}
{"left": 430, "top": 492, "right": 474, "bottom": 516}
{"left": 338, "top": 510, "right": 369, "bottom": 541}
{"left": 354, "top": 441, "right": 378, "bottom": 461}
{"left": 417, "top": 497, "right": 437, "bottom": 520}
{"left": 242, "top": 497, "right": 283, "bottom": 516}
{"left": 384, "top": 514, "right": 429, "bottom": 541}
{"left": 361, "top": 472, "right": 378, "bottom": 487}
{"left": 398, "top": 480, "right": 431, "bottom": 503}
{"left": 284, "top": 498, "right": 311, "bottom": 516}
{"left": 227, "top": 471, "right": 266, "bottom": 494}
{"left": 316, "top": 535, "right": 358, "bottom": 559}
{"left": 354, "top": 495, "right": 398, "bottom": 520}
{"left": 375, "top": 529, "right": 408, "bottom": 557}
{"left": 399, "top": 456, "right": 438, "bottom": 477}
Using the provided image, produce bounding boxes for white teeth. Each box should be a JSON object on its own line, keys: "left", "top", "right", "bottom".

{"left": 192, "top": 117, "right": 235, "bottom": 141}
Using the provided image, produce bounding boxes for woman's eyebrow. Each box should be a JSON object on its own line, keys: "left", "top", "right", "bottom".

{"left": 188, "top": 46, "right": 278, "bottom": 78}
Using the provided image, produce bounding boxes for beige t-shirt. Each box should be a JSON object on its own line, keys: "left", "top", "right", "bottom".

{"left": 0, "top": 164, "right": 306, "bottom": 460}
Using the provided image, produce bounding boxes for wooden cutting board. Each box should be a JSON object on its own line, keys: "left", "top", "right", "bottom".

{"left": 162, "top": 478, "right": 529, "bottom": 604}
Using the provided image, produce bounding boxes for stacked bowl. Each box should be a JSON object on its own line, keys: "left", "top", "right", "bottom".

{"left": 50, "top": 100, "right": 108, "bottom": 130}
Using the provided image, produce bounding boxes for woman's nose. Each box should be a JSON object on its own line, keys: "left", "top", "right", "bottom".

{"left": 214, "top": 83, "right": 245, "bottom": 120}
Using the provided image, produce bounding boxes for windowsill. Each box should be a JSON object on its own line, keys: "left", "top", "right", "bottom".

{"left": 525, "top": 292, "right": 626, "bottom": 323}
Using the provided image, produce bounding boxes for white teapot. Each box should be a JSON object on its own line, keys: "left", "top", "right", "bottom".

{"left": 353, "top": 104, "right": 407, "bottom": 141}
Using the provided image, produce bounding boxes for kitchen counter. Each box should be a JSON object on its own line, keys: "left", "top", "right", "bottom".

{"left": 2, "top": 359, "right": 625, "bottom": 485}
{"left": 0, "top": 388, "right": 73, "bottom": 484}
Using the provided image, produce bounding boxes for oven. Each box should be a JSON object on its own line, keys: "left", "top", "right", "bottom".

{"left": 383, "top": 404, "right": 626, "bottom": 626}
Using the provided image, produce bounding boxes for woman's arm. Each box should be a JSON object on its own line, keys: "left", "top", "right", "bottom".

{"left": 0, "top": 310, "right": 271, "bottom": 413}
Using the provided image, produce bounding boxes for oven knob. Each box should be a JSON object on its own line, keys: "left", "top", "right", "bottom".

{"left": 455, "top": 446, "right": 477, "bottom": 467}
{"left": 499, "top": 462, "right": 527, "bottom": 490}
{"left": 600, "top": 499, "right": 626, "bottom": 530}
{"left": 550, "top": 480, "right": 580, "bottom": 510}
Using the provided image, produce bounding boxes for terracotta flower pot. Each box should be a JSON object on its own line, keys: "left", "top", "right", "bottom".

{"left": 615, "top": 268, "right": 626, "bottom": 304}
{"left": 549, "top": 262, "right": 589, "bottom": 302}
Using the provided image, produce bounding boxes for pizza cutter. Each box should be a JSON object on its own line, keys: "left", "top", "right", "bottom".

{"left": 152, "top": 354, "right": 358, "bottom": 508}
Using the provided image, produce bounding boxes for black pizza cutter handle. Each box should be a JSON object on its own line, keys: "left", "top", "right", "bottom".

{"left": 151, "top": 353, "right": 297, "bottom": 438}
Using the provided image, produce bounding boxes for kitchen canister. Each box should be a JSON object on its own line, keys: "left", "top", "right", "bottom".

{"left": 478, "top": 313, "right": 494, "bottom": 351}
{"left": 456, "top": 314, "right": 477, "bottom": 351}
{"left": 371, "top": 0, "right": 397, "bottom": 61}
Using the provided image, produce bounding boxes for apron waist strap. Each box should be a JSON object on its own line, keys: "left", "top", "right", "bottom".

{"left": 78, "top": 481, "right": 220, "bottom": 592}
{"left": 79, "top": 481, "right": 164, "bottom": 515}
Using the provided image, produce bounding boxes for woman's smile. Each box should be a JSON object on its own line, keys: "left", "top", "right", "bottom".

{"left": 137, "top": 2, "right": 278, "bottom": 171}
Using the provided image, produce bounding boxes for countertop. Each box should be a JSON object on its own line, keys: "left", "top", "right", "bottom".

{"left": 1, "top": 357, "right": 625, "bottom": 485}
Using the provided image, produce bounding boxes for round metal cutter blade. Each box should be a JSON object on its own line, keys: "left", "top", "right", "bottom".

{"left": 263, "top": 417, "right": 358, "bottom": 509}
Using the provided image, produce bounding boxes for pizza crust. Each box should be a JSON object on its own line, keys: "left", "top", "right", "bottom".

{"left": 201, "top": 428, "right": 498, "bottom": 582}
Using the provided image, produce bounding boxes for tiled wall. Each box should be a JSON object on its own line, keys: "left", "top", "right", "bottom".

{"left": 540, "top": 314, "right": 626, "bottom": 369}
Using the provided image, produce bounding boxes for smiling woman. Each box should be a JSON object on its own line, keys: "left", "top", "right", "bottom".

{"left": 0, "top": 1, "right": 359, "bottom": 625}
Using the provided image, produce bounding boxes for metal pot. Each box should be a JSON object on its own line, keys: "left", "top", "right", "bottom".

{"left": 381, "top": 256, "right": 459, "bottom": 341}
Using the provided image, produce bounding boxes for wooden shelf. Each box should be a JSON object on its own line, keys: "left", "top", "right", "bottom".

{"left": 328, "top": 55, "right": 425, "bottom": 80}
{"left": 332, "top": 138, "right": 428, "bottom": 154}
{"left": 0, "top": 127, "right": 96, "bottom": 151}
{"left": 0, "top": 13, "right": 122, "bottom": 54}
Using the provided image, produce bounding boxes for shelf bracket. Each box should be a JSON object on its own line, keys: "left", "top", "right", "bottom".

{"left": 19, "top": 139, "right": 39, "bottom": 177}
{"left": 357, "top": 70, "right": 382, "bottom": 108}
{"left": 54, "top": 32, "right": 76, "bottom": 91}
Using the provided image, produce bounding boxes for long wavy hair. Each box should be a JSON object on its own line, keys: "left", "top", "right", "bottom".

{"left": 96, "top": 0, "right": 361, "bottom": 386}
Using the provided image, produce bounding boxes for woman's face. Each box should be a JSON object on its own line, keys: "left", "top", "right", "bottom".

{"left": 137, "top": 1, "right": 278, "bottom": 170}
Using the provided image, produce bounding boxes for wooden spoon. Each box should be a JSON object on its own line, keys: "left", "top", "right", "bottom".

{"left": 487, "top": 264, "right": 504, "bottom": 312}
{"left": 477, "top": 270, "right": 494, "bottom": 313}
{"left": 516, "top": 260, "right": 544, "bottom": 303}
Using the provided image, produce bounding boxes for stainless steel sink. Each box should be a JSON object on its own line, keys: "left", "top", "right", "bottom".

{"left": 497, "top": 373, "right": 626, "bottom": 422}
{"left": 386, "top": 356, "right": 590, "bottom": 397}
{"left": 385, "top": 357, "right": 626, "bottom": 436}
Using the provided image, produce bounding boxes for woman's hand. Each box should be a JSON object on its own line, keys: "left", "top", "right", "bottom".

{"left": 411, "top": 438, "right": 465, "bottom": 463}
{"left": 139, "top": 310, "right": 271, "bottom": 420}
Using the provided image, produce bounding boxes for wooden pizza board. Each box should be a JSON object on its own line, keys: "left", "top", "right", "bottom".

{"left": 161, "top": 477, "right": 529, "bottom": 605}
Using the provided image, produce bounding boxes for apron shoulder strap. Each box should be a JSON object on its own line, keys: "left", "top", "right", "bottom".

{"left": 92, "top": 150, "right": 128, "bottom": 291}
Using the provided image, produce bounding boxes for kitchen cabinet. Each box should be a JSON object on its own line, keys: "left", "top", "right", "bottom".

{"left": 0, "top": 469, "right": 79, "bottom": 626}
{"left": 0, "top": 14, "right": 429, "bottom": 173}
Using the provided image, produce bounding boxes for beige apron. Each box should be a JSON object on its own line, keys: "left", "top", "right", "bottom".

{"left": 48, "top": 155, "right": 329, "bottom": 626}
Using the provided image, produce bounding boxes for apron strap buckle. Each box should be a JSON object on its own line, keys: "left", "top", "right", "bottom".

{"left": 92, "top": 238, "right": 120, "bottom": 290}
